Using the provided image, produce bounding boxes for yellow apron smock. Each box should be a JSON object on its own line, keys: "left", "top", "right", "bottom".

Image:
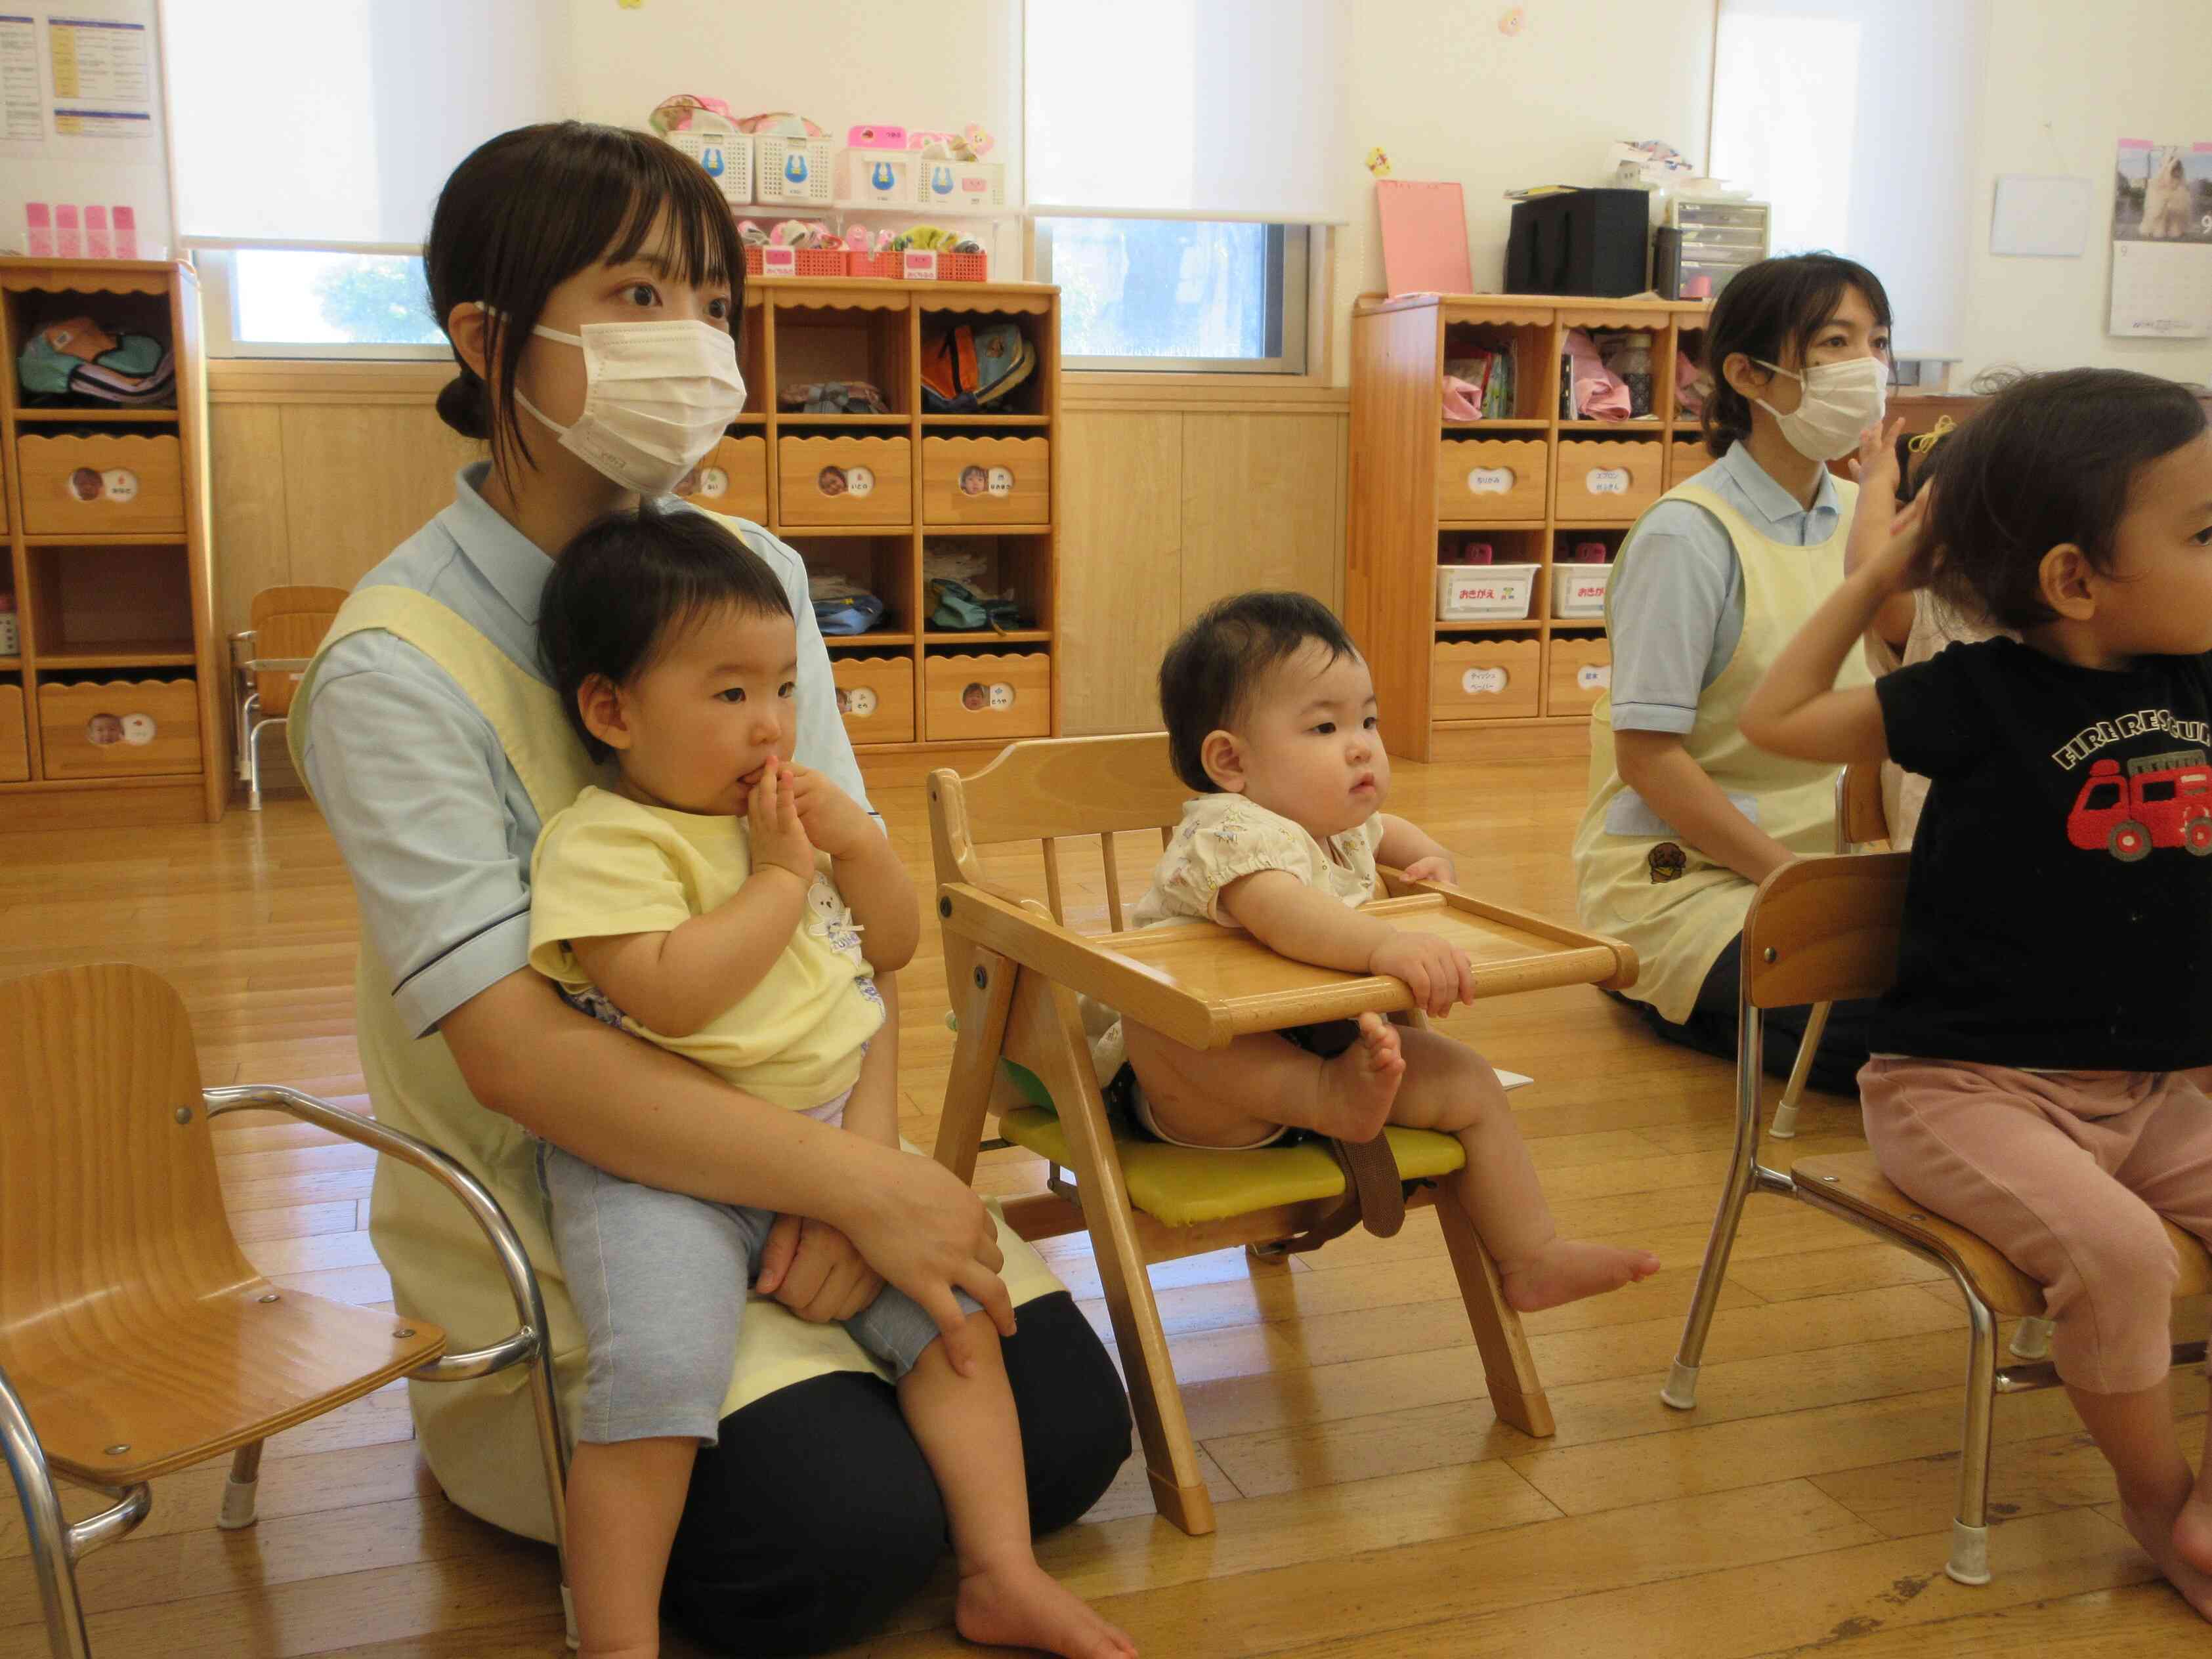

{"left": 1571, "top": 479, "right": 1872, "bottom": 1025}
{"left": 290, "top": 579, "right": 1065, "bottom": 1544}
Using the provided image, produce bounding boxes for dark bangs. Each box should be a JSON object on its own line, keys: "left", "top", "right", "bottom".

{"left": 425, "top": 121, "right": 744, "bottom": 471}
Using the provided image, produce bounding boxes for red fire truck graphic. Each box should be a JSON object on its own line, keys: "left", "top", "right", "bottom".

{"left": 2066, "top": 746, "right": 2212, "bottom": 861}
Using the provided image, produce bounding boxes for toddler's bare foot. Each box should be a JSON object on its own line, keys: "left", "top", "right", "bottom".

{"left": 2173, "top": 1494, "right": 2212, "bottom": 1583}
{"left": 2121, "top": 1498, "right": 2212, "bottom": 1620}
{"left": 956, "top": 1561, "right": 1138, "bottom": 1658}
{"left": 1500, "top": 1238, "right": 1661, "bottom": 1312}
{"left": 1310, "top": 1013, "right": 1404, "bottom": 1143}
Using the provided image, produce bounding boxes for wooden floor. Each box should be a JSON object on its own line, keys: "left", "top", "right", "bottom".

{"left": 1, "top": 751, "right": 2205, "bottom": 1658}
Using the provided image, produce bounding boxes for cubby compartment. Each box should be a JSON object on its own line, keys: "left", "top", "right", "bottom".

{"left": 1667, "top": 439, "right": 1711, "bottom": 486}
{"left": 830, "top": 652, "right": 916, "bottom": 746}
{"left": 1438, "top": 527, "right": 1543, "bottom": 569}
{"left": 37, "top": 672, "right": 201, "bottom": 778}
{"left": 1555, "top": 438, "right": 1664, "bottom": 522}
{"left": 1440, "top": 314, "right": 1554, "bottom": 424}
{"left": 924, "top": 536, "right": 1051, "bottom": 635}
{"left": 920, "top": 305, "right": 1048, "bottom": 419}
{"left": 1672, "top": 326, "right": 1711, "bottom": 428}
{"left": 922, "top": 435, "right": 1049, "bottom": 525}
{"left": 776, "top": 436, "right": 912, "bottom": 528}
{"left": 0, "top": 679, "right": 26, "bottom": 782}
{"left": 924, "top": 649, "right": 1050, "bottom": 742}
{"left": 1436, "top": 437, "right": 1548, "bottom": 523}
{"left": 1547, "top": 632, "right": 1613, "bottom": 715}
{"left": 679, "top": 433, "right": 769, "bottom": 522}
{"left": 1433, "top": 636, "right": 1542, "bottom": 721}
{"left": 27, "top": 543, "right": 194, "bottom": 665}
{"left": 16, "top": 430, "right": 184, "bottom": 534}
{"left": 787, "top": 534, "right": 912, "bottom": 640}
{"left": 6, "top": 286, "right": 177, "bottom": 414}
{"left": 1549, "top": 528, "right": 1621, "bottom": 620}
{"left": 773, "top": 299, "right": 912, "bottom": 416}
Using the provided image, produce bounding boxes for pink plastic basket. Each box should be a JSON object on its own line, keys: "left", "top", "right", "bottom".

{"left": 744, "top": 246, "right": 845, "bottom": 278}
{"left": 845, "top": 252, "right": 901, "bottom": 280}
{"left": 936, "top": 251, "right": 988, "bottom": 283}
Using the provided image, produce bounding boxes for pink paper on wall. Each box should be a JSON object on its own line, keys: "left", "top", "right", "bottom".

{"left": 1376, "top": 180, "right": 1472, "bottom": 298}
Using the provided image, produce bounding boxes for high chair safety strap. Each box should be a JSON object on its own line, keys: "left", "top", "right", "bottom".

{"left": 1278, "top": 1133, "right": 1407, "bottom": 1252}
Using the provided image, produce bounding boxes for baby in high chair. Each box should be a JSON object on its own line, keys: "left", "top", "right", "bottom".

{"left": 1097, "top": 591, "right": 1660, "bottom": 1312}
{"left": 530, "top": 503, "right": 1133, "bottom": 1659}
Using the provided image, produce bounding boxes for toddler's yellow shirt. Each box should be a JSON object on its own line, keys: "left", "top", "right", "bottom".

{"left": 528, "top": 786, "right": 883, "bottom": 1108}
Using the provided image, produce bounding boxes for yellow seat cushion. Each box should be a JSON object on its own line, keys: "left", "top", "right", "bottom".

{"left": 997, "top": 1106, "right": 1465, "bottom": 1227}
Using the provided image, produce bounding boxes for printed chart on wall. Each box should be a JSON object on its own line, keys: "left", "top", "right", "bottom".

{"left": 2110, "top": 138, "right": 2212, "bottom": 339}
{"left": 0, "top": 1, "right": 157, "bottom": 161}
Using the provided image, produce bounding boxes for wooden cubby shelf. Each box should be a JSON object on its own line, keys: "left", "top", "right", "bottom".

{"left": 1347, "top": 292, "right": 1713, "bottom": 760}
{"left": 0, "top": 257, "right": 224, "bottom": 825}
{"left": 676, "top": 276, "right": 1063, "bottom": 770}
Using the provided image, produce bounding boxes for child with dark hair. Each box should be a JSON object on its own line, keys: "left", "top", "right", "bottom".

{"left": 1743, "top": 367, "right": 2212, "bottom": 1617}
{"left": 531, "top": 503, "right": 1134, "bottom": 1659}
{"left": 1097, "top": 591, "right": 1659, "bottom": 1312}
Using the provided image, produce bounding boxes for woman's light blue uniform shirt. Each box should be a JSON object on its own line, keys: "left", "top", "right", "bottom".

{"left": 301, "top": 463, "right": 874, "bottom": 1040}
{"left": 1605, "top": 442, "right": 1844, "bottom": 734}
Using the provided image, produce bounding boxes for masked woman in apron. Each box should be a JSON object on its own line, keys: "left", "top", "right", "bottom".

{"left": 1572, "top": 254, "right": 1894, "bottom": 1094}
{"left": 291, "top": 123, "right": 1130, "bottom": 1656}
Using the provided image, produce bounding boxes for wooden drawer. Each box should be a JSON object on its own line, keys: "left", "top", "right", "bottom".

{"left": 680, "top": 434, "right": 769, "bottom": 522}
{"left": 924, "top": 652, "right": 1050, "bottom": 742}
{"left": 922, "top": 436, "right": 1050, "bottom": 524}
{"left": 17, "top": 432, "right": 184, "bottom": 535}
{"left": 1547, "top": 637, "right": 1613, "bottom": 716}
{"left": 1432, "top": 639, "right": 1541, "bottom": 721}
{"left": 39, "top": 677, "right": 201, "bottom": 779}
{"left": 832, "top": 654, "right": 915, "bottom": 745}
{"left": 1667, "top": 440, "right": 1709, "bottom": 487}
{"left": 1555, "top": 440, "right": 1664, "bottom": 522}
{"left": 776, "top": 436, "right": 911, "bottom": 526}
{"left": 1436, "top": 439, "right": 1548, "bottom": 523}
{"left": 0, "top": 685, "right": 24, "bottom": 782}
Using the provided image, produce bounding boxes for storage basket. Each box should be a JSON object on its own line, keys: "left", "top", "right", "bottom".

{"left": 1436, "top": 562, "right": 1538, "bottom": 622}
{"left": 755, "top": 135, "right": 836, "bottom": 205}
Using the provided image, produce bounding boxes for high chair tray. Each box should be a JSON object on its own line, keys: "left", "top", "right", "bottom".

{"left": 939, "top": 878, "right": 1638, "bottom": 1051}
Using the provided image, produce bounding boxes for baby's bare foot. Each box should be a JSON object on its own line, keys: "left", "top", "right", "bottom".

{"left": 956, "top": 1561, "right": 1138, "bottom": 1658}
{"left": 2119, "top": 1499, "right": 2212, "bottom": 1620}
{"left": 1311, "top": 1013, "right": 1404, "bottom": 1142}
{"left": 1500, "top": 1238, "right": 1661, "bottom": 1313}
{"left": 2173, "top": 1494, "right": 2212, "bottom": 1584}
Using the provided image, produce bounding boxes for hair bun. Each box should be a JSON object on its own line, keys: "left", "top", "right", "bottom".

{"left": 435, "top": 367, "right": 492, "bottom": 440}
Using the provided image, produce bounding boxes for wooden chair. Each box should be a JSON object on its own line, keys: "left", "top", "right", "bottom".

{"left": 0, "top": 965, "right": 572, "bottom": 1659}
{"left": 230, "top": 585, "right": 348, "bottom": 810}
{"left": 1655, "top": 848, "right": 2212, "bottom": 1587}
{"left": 927, "top": 734, "right": 1640, "bottom": 1534}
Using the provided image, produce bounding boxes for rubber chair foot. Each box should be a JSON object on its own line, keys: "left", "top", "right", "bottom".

{"left": 1945, "top": 1521, "right": 1991, "bottom": 1586}
{"left": 1660, "top": 1358, "right": 1699, "bottom": 1410}
{"left": 217, "top": 1476, "right": 259, "bottom": 1530}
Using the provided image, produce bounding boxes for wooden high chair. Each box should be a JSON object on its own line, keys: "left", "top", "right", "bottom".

{"left": 927, "top": 734, "right": 1640, "bottom": 1534}
{"left": 1656, "top": 845, "right": 2212, "bottom": 1587}
{"left": 230, "top": 585, "right": 348, "bottom": 810}
{"left": 0, "top": 965, "right": 572, "bottom": 1659}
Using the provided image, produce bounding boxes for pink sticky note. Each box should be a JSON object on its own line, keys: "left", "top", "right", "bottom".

{"left": 56, "top": 203, "right": 82, "bottom": 258}
{"left": 112, "top": 205, "right": 137, "bottom": 259}
{"left": 1376, "top": 180, "right": 1472, "bottom": 299}
{"left": 25, "top": 202, "right": 53, "bottom": 257}
{"left": 85, "top": 205, "right": 111, "bottom": 259}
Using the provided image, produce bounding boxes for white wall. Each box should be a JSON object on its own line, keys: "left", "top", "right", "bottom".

{"left": 1959, "top": 0, "right": 2212, "bottom": 385}
{"left": 1, "top": 0, "right": 174, "bottom": 258}
{"left": 1330, "top": 0, "right": 1719, "bottom": 381}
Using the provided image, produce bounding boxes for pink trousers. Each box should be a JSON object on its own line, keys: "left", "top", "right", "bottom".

{"left": 1860, "top": 1058, "right": 2212, "bottom": 1395}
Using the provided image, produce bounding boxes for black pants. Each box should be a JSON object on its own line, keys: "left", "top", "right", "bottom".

{"left": 662, "top": 1291, "right": 1131, "bottom": 1655}
{"left": 1625, "top": 932, "right": 1881, "bottom": 1098}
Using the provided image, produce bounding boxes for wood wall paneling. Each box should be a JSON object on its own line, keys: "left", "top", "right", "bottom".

{"left": 1057, "top": 410, "right": 1183, "bottom": 737}
{"left": 1180, "top": 413, "right": 1346, "bottom": 616}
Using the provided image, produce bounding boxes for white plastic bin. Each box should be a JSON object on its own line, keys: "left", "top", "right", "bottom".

{"left": 1550, "top": 562, "right": 1614, "bottom": 620}
{"left": 756, "top": 135, "right": 836, "bottom": 205}
{"left": 1436, "top": 562, "right": 1538, "bottom": 622}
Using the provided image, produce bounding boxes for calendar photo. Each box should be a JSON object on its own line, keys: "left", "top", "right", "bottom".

{"left": 2110, "top": 138, "right": 2212, "bottom": 337}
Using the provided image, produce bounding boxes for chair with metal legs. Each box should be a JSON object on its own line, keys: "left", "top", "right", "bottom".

{"left": 232, "top": 586, "right": 347, "bottom": 810}
{"left": 1656, "top": 850, "right": 2210, "bottom": 1586}
{"left": 0, "top": 963, "right": 572, "bottom": 1658}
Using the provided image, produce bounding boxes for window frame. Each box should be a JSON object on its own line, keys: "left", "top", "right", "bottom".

{"left": 1032, "top": 217, "right": 1313, "bottom": 376}
{"left": 195, "top": 246, "right": 451, "bottom": 361}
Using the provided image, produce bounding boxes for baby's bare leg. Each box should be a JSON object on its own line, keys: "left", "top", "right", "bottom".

{"left": 1390, "top": 1027, "right": 1659, "bottom": 1311}
{"left": 1124, "top": 1013, "right": 1403, "bottom": 1146}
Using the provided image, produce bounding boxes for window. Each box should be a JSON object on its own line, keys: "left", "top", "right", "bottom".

{"left": 1035, "top": 219, "right": 1308, "bottom": 373}
{"left": 2086, "top": 784, "right": 2123, "bottom": 810}
{"left": 2144, "top": 780, "right": 2179, "bottom": 803}
{"left": 198, "top": 250, "right": 446, "bottom": 359}
{"left": 1024, "top": 0, "right": 1344, "bottom": 374}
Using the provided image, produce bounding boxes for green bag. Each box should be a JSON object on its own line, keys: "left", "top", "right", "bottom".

{"left": 928, "top": 578, "right": 1021, "bottom": 633}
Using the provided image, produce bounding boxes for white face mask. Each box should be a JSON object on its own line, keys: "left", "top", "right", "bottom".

{"left": 1753, "top": 354, "right": 1888, "bottom": 462}
{"left": 495, "top": 310, "right": 746, "bottom": 495}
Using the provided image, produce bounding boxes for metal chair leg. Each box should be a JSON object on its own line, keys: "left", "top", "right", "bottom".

{"left": 244, "top": 715, "right": 275, "bottom": 811}
{"left": 1768, "top": 1000, "right": 1829, "bottom": 1140}
{"left": 2010, "top": 1315, "right": 2054, "bottom": 1360}
{"left": 1947, "top": 1281, "right": 1999, "bottom": 1585}
{"left": 217, "top": 1439, "right": 263, "bottom": 1530}
{"left": 0, "top": 1365, "right": 93, "bottom": 1659}
{"left": 1665, "top": 999, "right": 1774, "bottom": 1409}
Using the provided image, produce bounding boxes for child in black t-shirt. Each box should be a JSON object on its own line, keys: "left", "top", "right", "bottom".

{"left": 1743, "top": 367, "right": 2212, "bottom": 1618}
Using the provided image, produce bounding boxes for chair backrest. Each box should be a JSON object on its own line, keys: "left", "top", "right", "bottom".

{"left": 0, "top": 965, "right": 255, "bottom": 1370}
{"left": 247, "top": 585, "right": 348, "bottom": 717}
{"left": 1838, "top": 759, "right": 1890, "bottom": 849}
{"left": 1741, "top": 850, "right": 1910, "bottom": 1010}
{"left": 927, "top": 733, "right": 1191, "bottom": 931}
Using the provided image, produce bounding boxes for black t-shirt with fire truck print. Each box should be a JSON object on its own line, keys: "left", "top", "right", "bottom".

{"left": 1875, "top": 637, "right": 2212, "bottom": 1072}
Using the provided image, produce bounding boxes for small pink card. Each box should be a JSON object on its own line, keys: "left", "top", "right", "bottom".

{"left": 85, "top": 205, "right": 111, "bottom": 259}
{"left": 1376, "top": 180, "right": 1472, "bottom": 298}
{"left": 112, "top": 205, "right": 137, "bottom": 259}
{"left": 55, "top": 203, "right": 82, "bottom": 258}
{"left": 901, "top": 250, "right": 939, "bottom": 280}
{"left": 25, "top": 202, "right": 53, "bottom": 257}
{"left": 761, "top": 246, "right": 797, "bottom": 276}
